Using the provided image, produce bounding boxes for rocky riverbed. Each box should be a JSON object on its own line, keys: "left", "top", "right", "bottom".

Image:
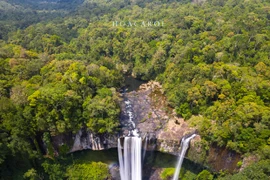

{"left": 120, "top": 81, "right": 196, "bottom": 154}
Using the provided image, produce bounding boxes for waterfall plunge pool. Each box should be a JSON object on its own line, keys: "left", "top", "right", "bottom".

{"left": 67, "top": 148, "right": 205, "bottom": 180}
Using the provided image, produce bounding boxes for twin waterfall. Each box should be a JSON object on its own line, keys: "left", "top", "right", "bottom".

{"left": 172, "top": 134, "right": 197, "bottom": 180}
{"left": 119, "top": 88, "right": 196, "bottom": 180}
{"left": 117, "top": 133, "right": 196, "bottom": 180}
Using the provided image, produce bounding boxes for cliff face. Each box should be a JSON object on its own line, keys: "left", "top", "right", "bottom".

{"left": 69, "top": 129, "right": 118, "bottom": 152}
{"left": 187, "top": 138, "right": 241, "bottom": 172}
{"left": 50, "top": 81, "right": 241, "bottom": 173}
{"left": 50, "top": 128, "right": 118, "bottom": 153}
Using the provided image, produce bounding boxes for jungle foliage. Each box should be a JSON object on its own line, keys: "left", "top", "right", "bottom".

{"left": 0, "top": 0, "right": 269, "bottom": 179}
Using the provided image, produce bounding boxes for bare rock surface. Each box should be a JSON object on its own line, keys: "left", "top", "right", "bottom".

{"left": 239, "top": 154, "right": 259, "bottom": 172}
{"left": 121, "top": 81, "right": 196, "bottom": 154}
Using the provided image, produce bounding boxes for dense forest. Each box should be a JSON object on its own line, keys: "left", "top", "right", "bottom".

{"left": 0, "top": 0, "right": 269, "bottom": 179}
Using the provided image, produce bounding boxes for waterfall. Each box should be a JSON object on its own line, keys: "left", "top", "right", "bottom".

{"left": 71, "top": 130, "right": 82, "bottom": 152}
{"left": 142, "top": 136, "right": 148, "bottom": 161}
{"left": 118, "top": 87, "right": 142, "bottom": 180}
{"left": 118, "top": 138, "right": 125, "bottom": 179}
{"left": 172, "top": 134, "right": 197, "bottom": 180}
{"left": 118, "top": 131, "right": 142, "bottom": 180}
{"left": 124, "top": 99, "right": 136, "bottom": 129}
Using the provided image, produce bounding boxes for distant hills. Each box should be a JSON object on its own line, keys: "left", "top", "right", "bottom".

{"left": 2, "top": 0, "right": 84, "bottom": 10}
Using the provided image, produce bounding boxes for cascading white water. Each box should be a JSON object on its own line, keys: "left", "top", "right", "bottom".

{"left": 118, "top": 138, "right": 125, "bottom": 179}
{"left": 118, "top": 88, "right": 142, "bottom": 180}
{"left": 118, "top": 131, "right": 142, "bottom": 180}
{"left": 172, "top": 134, "right": 197, "bottom": 180}
{"left": 124, "top": 99, "right": 136, "bottom": 129}
{"left": 142, "top": 136, "right": 148, "bottom": 161}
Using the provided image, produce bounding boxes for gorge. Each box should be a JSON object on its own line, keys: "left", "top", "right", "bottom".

{"left": 49, "top": 77, "right": 241, "bottom": 179}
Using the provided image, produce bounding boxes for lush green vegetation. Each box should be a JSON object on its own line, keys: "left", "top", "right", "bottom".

{"left": 0, "top": 0, "right": 83, "bottom": 40}
{"left": 219, "top": 159, "right": 270, "bottom": 180}
{"left": 66, "top": 162, "right": 109, "bottom": 180}
{"left": 22, "top": 150, "right": 113, "bottom": 180}
{"left": 0, "top": 0, "right": 269, "bottom": 179}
